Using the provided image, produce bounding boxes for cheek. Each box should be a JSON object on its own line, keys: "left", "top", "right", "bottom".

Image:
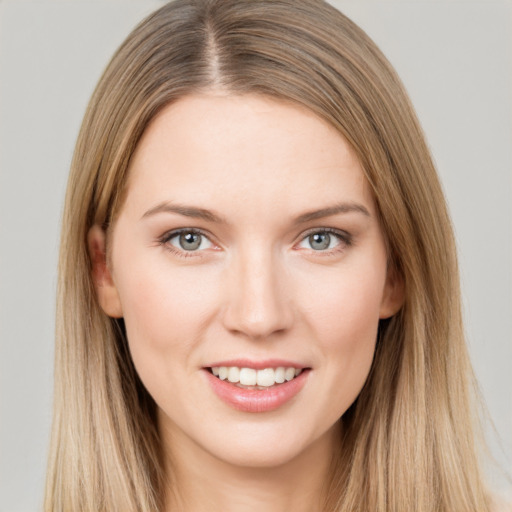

{"left": 300, "top": 259, "right": 386, "bottom": 347}
{"left": 321, "top": 289, "right": 381, "bottom": 351}
{"left": 299, "top": 262, "right": 386, "bottom": 415}
{"left": 114, "top": 258, "right": 221, "bottom": 378}
{"left": 312, "top": 281, "right": 381, "bottom": 379}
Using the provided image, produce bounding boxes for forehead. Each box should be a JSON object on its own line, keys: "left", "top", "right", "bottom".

{"left": 123, "top": 93, "right": 375, "bottom": 220}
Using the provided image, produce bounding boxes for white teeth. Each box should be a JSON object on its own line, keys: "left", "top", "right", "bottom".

{"left": 227, "top": 367, "right": 240, "bottom": 383}
{"left": 275, "top": 367, "right": 285, "bottom": 384}
{"left": 239, "top": 368, "right": 257, "bottom": 386}
{"left": 256, "top": 368, "right": 275, "bottom": 387}
{"left": 211, "top": 366, "right": 303, "bottom": 387}
{"left": 285, "top": 367, "right": 296, "bottom": 381}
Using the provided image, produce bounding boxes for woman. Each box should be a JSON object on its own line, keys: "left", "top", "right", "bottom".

{"left": 45, "top": 0, "right": 498, "bottom": 510}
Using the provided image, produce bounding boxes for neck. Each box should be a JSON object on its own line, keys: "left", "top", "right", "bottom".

{"left": 162, "top": 422, "right": 341, "bottom": 512}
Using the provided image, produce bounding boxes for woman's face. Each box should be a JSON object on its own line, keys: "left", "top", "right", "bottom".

{"left": 91, "top": 94, "right": 402, "bottom": 468}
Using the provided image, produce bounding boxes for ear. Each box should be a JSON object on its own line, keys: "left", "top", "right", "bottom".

{"left": 87, "top": 225, "right": 123, "bottom": 318}
{"left": 379, "top": 264, "right": 405, "bottom": 319}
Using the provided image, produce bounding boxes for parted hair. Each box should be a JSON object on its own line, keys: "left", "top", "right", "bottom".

{"left": 45, "top": 1, "right": 491, "bottom": 510}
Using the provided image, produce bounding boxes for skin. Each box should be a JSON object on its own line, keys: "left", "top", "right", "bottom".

{"left": 89, "top": 93, "right": 403, "bottom": 511}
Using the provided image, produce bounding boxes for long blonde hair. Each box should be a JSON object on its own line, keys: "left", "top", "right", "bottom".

{"left": 45, "top": 1, "right": 491, "bottom": 510}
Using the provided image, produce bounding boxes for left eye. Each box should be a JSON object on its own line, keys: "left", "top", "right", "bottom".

{"left": 167, "top": 231, "right": 213, "bottom": 251}
{"left": 297, "top": 231, "right": 343, "bottom": 251}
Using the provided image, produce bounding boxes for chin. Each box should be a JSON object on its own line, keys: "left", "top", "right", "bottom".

{"left": 197, "top": 420, "right": 336, "bottom": 470}
{"left": 209, "top": 444, "right": 308, "bottom": 469}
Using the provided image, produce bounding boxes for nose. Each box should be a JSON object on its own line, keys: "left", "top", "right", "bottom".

{"left": 221, "top": 247, "right": 294, "bottom": 340}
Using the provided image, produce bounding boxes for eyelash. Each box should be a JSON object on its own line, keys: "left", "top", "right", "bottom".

{"left": 158, "top": 228, "right": 214, "bottom": 259}
{"left": 298, "top": 227, "right": 353, "bottom": 255}
{"left": 158, "top": 227, "right": 353, "bottom": 259}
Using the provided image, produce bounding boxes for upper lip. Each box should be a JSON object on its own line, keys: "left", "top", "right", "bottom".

{"left": 204, "top": 359, "right": 309, "bottom": 370}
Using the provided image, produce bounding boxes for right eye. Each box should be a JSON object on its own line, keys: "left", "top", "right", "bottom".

{"left": 163, "top": 230, "right": 214, "bottom": 252}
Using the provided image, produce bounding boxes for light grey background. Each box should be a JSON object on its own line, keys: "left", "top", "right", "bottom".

{"left": 0, "top": 1, "right": 510, "bottom": 510}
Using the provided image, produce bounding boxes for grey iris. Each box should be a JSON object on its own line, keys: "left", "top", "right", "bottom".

{"left": 179, "top": 232, "right": 202, "bottom": 250}
{"left": 309, "top": 232, "right": 331, "bottom": 250}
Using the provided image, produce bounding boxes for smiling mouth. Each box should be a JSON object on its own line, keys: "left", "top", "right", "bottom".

{"left": 208, "top": 366, "right": 306, "bottom": 389}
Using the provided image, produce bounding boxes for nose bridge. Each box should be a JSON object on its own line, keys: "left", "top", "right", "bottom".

{"left": 222, "top": 242, "right": 292, "bottom": 339}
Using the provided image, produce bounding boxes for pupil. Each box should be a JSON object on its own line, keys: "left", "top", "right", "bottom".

{"left": 180, "top": 232, "right": 201, "bottom": 250}
{"left": 310, "top": 233, "right": 330, "bottom": 250}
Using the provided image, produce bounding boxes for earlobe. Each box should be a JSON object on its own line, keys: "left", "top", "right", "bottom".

{"left": 87, "top": 225, "right": 123, "bottom": 318}
{"left": 379, "top": 265, "right": 405, "bottom": 319}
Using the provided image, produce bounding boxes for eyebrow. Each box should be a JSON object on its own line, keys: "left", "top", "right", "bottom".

{"left": 141, "top": 202, "right": 227, "bottom": 223}
{"left": 293, "top": 203, "right": 371, "bottom": 224}
{"left": 141, "top": 201, "right": 370, "bottom": 224}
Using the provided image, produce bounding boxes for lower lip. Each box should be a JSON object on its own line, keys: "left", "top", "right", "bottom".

{"left": 204, "top": 369, "right": 310, "bottom": 413}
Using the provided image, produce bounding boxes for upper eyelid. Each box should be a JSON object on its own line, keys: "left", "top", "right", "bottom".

{"left": 297, "top": 226, "right": 351, "bottom": 241}
{"left": 300, "top": 226, "right": 348, "bottom": 235}
{"left": 160, "top": 227, "right": 213, "bottom": 242}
